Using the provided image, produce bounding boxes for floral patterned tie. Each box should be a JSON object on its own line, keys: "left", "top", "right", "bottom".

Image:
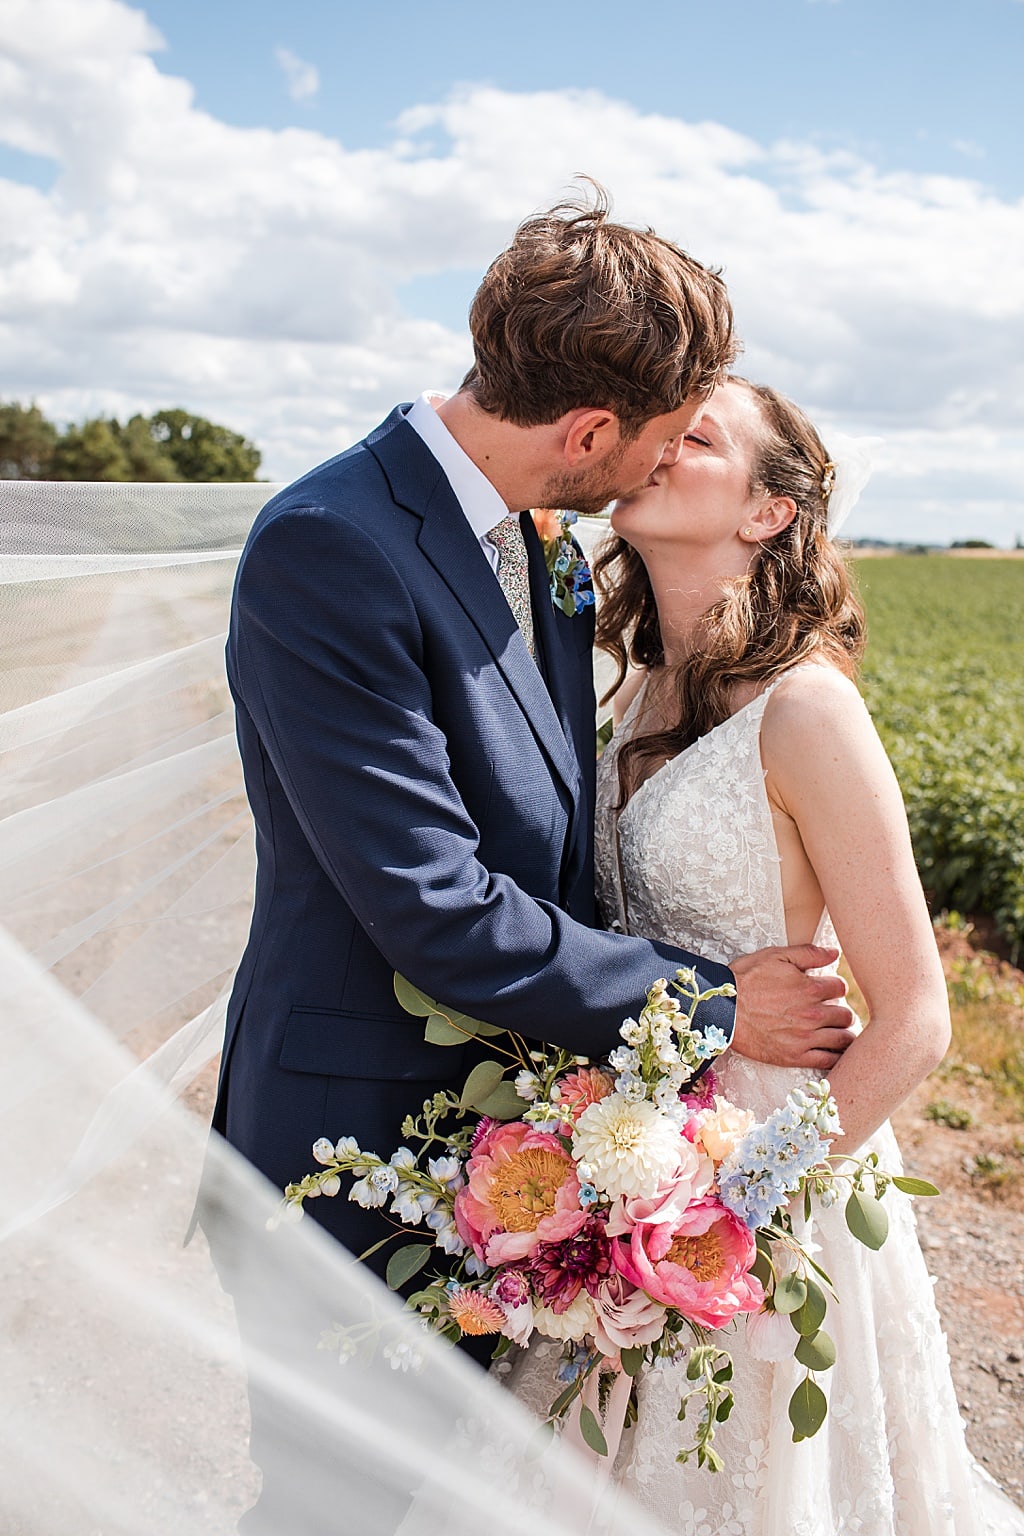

{"left": 488, "top": 512, "right": 536, "bottom": 659}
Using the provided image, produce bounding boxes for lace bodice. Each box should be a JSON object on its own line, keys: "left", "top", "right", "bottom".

{"left": 595, "top": 671, "right": 840, "bottom": 1118}
{"left": 595, "top": 676, "right": 794, "bottom": 963}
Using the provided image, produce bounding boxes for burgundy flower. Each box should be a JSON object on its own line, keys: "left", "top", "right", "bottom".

{"left": 470, "top": 1116, "right": 499, "bottom": 1154}
{"left": 529, "top": 1216, "right": 613, "bottom": 1314}
{"left": 492, "top": 1267, "right": 531, "bottom": 1306}
{"left": 679, "top": 1068, "right": 720, "bottom": 1115}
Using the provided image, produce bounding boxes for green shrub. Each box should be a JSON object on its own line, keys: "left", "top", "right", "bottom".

{"left": 855, "top": 557, "right": 1024, "bottom": 959}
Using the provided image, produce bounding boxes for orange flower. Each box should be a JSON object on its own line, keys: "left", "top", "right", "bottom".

{"left": 531, "top": 507, "right": 565, "bottom": 544}
{"left": 446, "top": 1287, "right": 506, "bottom": 1336}
{"left": 556, "top": 1067, "right": 615, "bottom": 1124}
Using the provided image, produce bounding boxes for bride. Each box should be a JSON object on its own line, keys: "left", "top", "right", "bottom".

{"left": 503, "top": 375, "right": 1022, "bottom": 1535}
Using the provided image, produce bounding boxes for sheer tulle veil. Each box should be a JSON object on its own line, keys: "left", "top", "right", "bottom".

{"left": 0, "top": 482, "right": 656, "bottom": 1536}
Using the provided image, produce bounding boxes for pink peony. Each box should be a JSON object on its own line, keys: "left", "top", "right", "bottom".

{"left": 454, "top": 1120, "right": 587, "bottom": 1266}
{"left": 590, "top": 1272, "right": 667, "bottom": 1356}
{"left": 693, "top": 1096, "right": 756, "bottom": 1162}
{"left": 604, "top": 1144, "right": 715, "bottom": 1238}
{"left": 555, "top": 1067, "right": 615, "bottom": 1125}
{"left": 614, "top": 1194, "right": 763, "bottom": 1329}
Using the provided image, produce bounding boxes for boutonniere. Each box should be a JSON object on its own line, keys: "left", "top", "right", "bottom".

{"left": 530, "top": 508, "right": 595, "bottom": 618}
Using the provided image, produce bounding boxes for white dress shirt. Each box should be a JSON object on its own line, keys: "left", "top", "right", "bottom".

{"left": 405, "top": 392, "right": 510, "bottom": 575}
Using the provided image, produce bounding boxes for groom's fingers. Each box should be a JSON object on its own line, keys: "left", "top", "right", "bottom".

{"left": 809, "top": 1024, "right": 858, "bottom": 1054}
{"left": 781, "top": 943, "right": 842, "bottom": 973}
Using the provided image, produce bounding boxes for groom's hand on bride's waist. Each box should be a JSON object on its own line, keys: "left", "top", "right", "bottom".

{"left": 727, "top": 945, "right": 855, "bottom": 1070}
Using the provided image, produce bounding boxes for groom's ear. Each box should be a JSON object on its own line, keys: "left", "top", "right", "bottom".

{"left": 561, "top": 408, "right": 619, "bottom": 468}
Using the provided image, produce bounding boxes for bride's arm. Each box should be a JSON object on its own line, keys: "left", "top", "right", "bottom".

{"left": 760, "top": 666, "right": 950, "bottom": 1153}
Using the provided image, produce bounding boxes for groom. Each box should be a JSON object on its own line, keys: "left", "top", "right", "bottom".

{"left": 212, "top": 187, "right": 853, "bottom": 1529}
{"left": 213, "top": 189, "right": 852, "bottom": 1263}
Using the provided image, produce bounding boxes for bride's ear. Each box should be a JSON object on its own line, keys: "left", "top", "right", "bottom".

{"left": 740, "top": 497, "right": 798, "bottom": 542}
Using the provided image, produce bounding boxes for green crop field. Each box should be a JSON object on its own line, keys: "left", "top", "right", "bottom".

{"left": 853, "top": 556, "right": 1024, "bottom": 959}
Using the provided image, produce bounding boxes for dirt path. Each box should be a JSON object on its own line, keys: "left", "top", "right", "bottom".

{"left": 892, "top": 1040, "right": 1024, "bottom": 1508}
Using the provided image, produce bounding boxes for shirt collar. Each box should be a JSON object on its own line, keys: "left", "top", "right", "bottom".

{"left": 405, "top": 392, "right": 510, "bottom": 541}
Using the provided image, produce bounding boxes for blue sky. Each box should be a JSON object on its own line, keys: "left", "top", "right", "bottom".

{"left": 1, "top": 0, "right": 1023, "bottom": 542}
{"left": 141, "top": 0, "right": 1022, "bottom": 196}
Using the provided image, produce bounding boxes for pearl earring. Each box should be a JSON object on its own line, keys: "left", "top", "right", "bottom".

{"left": 743, "top": 527, "right": 753, "bottom": 538}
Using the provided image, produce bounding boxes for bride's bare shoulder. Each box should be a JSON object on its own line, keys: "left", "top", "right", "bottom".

{"left": 761, "top": 662, "right": 888, "bottom": 793}
{"left": 767, "top": 662, "right": 865, "bottom": 715}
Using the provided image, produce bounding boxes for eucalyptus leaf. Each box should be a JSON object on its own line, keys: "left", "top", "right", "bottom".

{"left": 794, "top": 1329, "right": 837, "bottom": 1371}
{"left": 788, "top": 1377, "right": 828, "bottom": 1439}
{"left": 476, "top": 1080, "right": 526, "bottom": 1121}
{"left": 549, "top": 1382, "right": 580, "bottom": 1418}
{"left": 792, "top": 1278, "right": 827, "bottom": 1337}
{"left": 393, "top": 973, "right": 437, "bottom": 1018}
{"left": 845, "top": 1188, "right": 890, "bottom": 1250}
{"left": 446, "top": 1008, "right": 497, "bottom": 1038}
{"left": 424, "top": 1013, "right": 467, "bottom": 1046}
{"left": 774, "top": 1272, "right": 808, "bottom": 1315}
{"left": 620, "top": 1346, "right": 645, "bottom": 1378}
{"left": 459, "top": 1059, "right": 505, "bottom": 1111}
{"left": 892, "top": 1175, "right": 940, "bottom": 1197}
{"left": 385, "top": 1243, "right": 433, "bottom": 1291}
{"left": 355, "top": 1234, "right": 397, "bottom": 1263}
{"left": 751, "top": 1249, "right": 773, "bottom": 1289}
{"left": 578, "top": 1404, "right": 609, "bottom": 1456}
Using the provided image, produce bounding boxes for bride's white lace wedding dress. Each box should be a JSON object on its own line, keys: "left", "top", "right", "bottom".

{"left": 502, "top": 672, "right": 1024, "bottom": 1536}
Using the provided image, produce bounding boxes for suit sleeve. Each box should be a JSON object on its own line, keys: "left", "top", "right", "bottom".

{"left": 233, "top": 505, "right": 736, "bottom": 1059}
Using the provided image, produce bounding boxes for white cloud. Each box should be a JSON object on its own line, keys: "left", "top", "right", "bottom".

{"left": 275, "top": 46, "right": 319, "bottom": 104}
{"left": 0, "top": 0, "right": 1022, "bottom": 543}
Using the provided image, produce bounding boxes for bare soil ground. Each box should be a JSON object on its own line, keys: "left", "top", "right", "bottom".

{"left": 889, "top": 927, "right": 1024, "bottom": 1509}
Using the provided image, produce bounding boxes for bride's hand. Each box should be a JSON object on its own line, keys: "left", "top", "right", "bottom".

{"left": 729, "top": 945, "right": 856, "bottom": 1069}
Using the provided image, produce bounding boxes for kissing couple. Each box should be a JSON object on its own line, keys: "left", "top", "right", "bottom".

{"left": 210, "top": 185, "right": 1015, "bottom": 1535}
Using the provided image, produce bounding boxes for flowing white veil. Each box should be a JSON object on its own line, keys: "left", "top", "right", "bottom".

{"left": 0, "top": 481, "right": 658, "bottom": 1536}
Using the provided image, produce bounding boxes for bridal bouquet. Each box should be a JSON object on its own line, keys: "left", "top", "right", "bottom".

{"left": 280, "top": 971, "right": 936, "bottom": 1471}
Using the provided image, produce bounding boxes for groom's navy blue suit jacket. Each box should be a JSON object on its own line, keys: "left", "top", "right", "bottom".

{"left": 213, "top": 406, "right": 736, "bottom": 1270}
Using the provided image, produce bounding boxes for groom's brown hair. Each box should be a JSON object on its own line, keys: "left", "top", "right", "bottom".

{"left": 462, "top": 180, "right": 735, "bottom": 436}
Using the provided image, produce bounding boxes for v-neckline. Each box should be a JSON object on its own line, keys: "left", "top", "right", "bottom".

{"left": 616, "top": 678, "right": 778, "bottom": 823}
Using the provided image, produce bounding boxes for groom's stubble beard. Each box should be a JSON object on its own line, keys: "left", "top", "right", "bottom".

{"left": 539, "top": 438, "right": 637, "bottom": 518}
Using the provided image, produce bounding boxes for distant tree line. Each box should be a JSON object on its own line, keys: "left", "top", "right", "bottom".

{"left": 0, "top": 401, "right": 261, "bottom": 482}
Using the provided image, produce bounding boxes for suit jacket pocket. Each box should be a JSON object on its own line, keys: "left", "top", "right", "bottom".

{"left": 278, "top": 1006, "right": 466, "bottom": 1081}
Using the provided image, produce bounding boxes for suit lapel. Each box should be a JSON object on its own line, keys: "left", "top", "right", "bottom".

{"left": 368, "top": 414, "right": 584, "bottom": 814}
{"left": 523, "top": 513, "right": 591, "bottom": 897}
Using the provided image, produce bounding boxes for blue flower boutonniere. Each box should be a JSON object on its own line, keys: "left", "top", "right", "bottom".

{"left": 530, "top": 508, "right": 595, "bottom": 618}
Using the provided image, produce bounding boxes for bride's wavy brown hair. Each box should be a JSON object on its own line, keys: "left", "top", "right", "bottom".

{"left": 594, "top": 377, "right": 866, "bottom": 806}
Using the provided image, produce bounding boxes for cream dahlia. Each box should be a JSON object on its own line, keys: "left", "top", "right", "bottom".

{"left": 572, "top": 1094, "right": 685, "bottom": 1201}
{"left": 533, "top": 1290, "right": 598, "bottom": 1343}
